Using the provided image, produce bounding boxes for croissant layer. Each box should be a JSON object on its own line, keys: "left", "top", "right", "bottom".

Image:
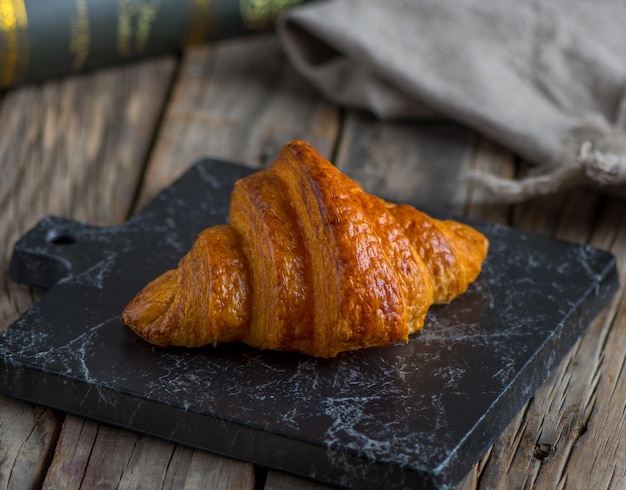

{"left": 122, "top": 141, "right": 488, "bottom": 357}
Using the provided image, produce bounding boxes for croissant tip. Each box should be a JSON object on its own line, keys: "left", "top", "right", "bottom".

{"left": 280, "top": 140, "right": 327, "bottom": 163}
{"left": 284, "top": 139, "right": 312, "bottom": 150}
{"left": 121, "top": 269, "right": 179, "bottom": 347}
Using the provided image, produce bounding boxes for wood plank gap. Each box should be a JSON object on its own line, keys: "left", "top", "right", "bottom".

{"left": 506, "top": 399, "right": 535, "bottom": 467}
{"left": 461, "top": 134, "right": 488, "bottom": 219}
{"left": 254, "top": 465, "right": 268, "bottom": 490}
{"left": 0, "top": 400, "right": 64, "bottom": 489}
{"left": 125, "top": 55, "right": 184, "bottom": 221}
{"left": 473, "top": 450, "right": 491, "bottom": 489}
{"left": 162, "top": 444, "right": 180, "bottom": 486}
{"left": 33, "top": 412, "right": 66, "bottom": 490}
{"left": 464, "top": 136, "right": 516, "bottom": 225}
{"left": 328, "top": 107, "right": 347, "bottom": 164}
{"left": 602, "top": 295, "right": 625, "bottom": 405}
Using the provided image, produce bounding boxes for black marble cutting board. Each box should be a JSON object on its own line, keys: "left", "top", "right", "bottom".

{"left": 1, "top": 159, "right": 619, "bottom": 490}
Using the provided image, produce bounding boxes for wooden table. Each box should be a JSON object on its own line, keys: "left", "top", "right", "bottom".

{"left": 1, "top": 35, "right": 624, "bottom": 490}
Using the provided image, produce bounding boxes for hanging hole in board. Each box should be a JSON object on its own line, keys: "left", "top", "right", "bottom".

{"left": 46, "top": 228, "right": 78, "bottom": 245}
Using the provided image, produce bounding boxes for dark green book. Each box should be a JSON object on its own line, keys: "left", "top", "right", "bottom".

{"left": 0, "top": 0, "right": 314, "bottom": 89}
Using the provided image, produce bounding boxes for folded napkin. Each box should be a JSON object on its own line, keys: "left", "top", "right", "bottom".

{"left": 277, "top": 0, "right": 626, "bottom": 201}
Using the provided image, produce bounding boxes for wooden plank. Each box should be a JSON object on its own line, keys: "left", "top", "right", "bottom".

{"left": 566, "top": 199, "right": 626, "bottom": 489}
{"left": 0, "top": 57, "right": 177, "bottom": 331}
{"left": 136, "top": 34, "right": 339, "bottom": 211}
{"left": 160, "top": 446, "right": 255, "bottom": 489}
{"left": 464, "top": 138, "right": 516, "bottom": 225}
{"left": 42, "top": 416, "right": 99, "bottom": 489}
{"left": 0, "top": 398, "right": 62, "bottom": 489}
{"left": 464, "top": 189, "right": 625, "bottom": 489}
{"left": 48, "top": 35, "right": 341, "bottom": 490}
{"left": 0, "top": 58, "right": 177, "bottom": 490}
{"left": 335, "top": 113, "right": 479, "bottom": 215}
{"left": 43, "top": 416, "right": 255, "bottom": 490}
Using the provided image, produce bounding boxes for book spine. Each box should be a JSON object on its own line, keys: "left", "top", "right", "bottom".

{"left": 0, "top": 0, "right": 313, "bottom": 89}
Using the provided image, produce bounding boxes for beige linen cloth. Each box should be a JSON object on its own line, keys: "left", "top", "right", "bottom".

{"left": 276, "top": 0, "right": 626, "bottom": 202}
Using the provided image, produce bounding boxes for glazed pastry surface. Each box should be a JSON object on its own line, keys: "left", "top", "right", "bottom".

{"left": 122, "top": 141, "right": 489, "bottom": 357}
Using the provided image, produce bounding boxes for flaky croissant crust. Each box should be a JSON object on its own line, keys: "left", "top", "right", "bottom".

{"left": 122, "top": 141, "right": 489, "bottom": 357}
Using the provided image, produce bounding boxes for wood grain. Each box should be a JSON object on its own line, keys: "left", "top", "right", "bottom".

{"left": 0, "top": 57, "right": 177, "bottom": 489}
{"left": 136, "top": 35, "right": 339, "bottom": 211}
{"left": 0, "top": 398, "right": 62, "bottom": 490}
{"left": 460, "top": 189, "right": 625, "bottom": 490}
{"left": 335, "top": 112, "right": 478, "bottom": 215}
{"left": 572, "top": 199, "right": 626, "bottom": 490}
{"left": 464, "top": 138, "right": 516, "bottom": 224}
{"left": 0, "top": 57, "right": 176, "bottom": 331}
{"left": 43, "top": 416, "right": 255, "bottom": 490}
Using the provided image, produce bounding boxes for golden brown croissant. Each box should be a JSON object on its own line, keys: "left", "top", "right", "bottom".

{"left": 122, "top": 141, "right": 488, "bottom": 357}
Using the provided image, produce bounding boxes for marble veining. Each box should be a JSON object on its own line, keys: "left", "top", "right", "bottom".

{"left": 0, "top": 159, "right": 618, "bottom": 490}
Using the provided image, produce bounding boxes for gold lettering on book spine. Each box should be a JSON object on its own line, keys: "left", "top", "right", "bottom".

{"left": 0, "top": 0, "right": 28, "bottom": 88}
{"left": 69, "top": 0, "right": 90, "bottom": 72}
{"left": 117, "top": 0, "right": 160, "bottom": 57}
{"left": 240, "top": 0, "right": 302, "bottom": 30}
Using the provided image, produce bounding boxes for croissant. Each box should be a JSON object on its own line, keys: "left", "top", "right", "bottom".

{"left": 122, "top": 141, "right": 488, "bottom": 357}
